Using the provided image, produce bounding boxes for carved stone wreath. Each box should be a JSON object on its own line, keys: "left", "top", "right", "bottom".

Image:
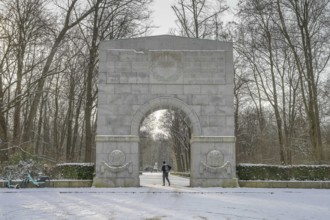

{"left": 109, "top": 150, "right": 126, "bottom": 166}
{"left": 150, "top": 52, "right": 183, "bottom": 82}
{"left": 200, "top": 150, "right": 231, "bottom": 176}
{"left": 101, "top": 150, "right": 132, "bottom": 173}
{"left": 206, "top": 150, "right": 224, "bottom": 167}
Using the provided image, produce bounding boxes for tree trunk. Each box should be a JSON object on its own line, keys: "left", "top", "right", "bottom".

{"left": 85, "top": 1, "right": 100, "bottom": 162}
{"left": 22, "top": 0, "right": 96, "bottom": 143}
{"left": 66, "top": 74, "right": 75, "bottom": 161}
{"left": 71, "top": 92, "right": 83, "bottom": 161}
{"left": 276, "top": 0, "right": 324, "bottom": 162}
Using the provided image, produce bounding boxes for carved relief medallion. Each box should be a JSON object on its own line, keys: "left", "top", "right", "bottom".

{"left": 109, "top": 150, "right": 126, "bottom": 166}
{"left": 200, "top": 149, "right": 232, "bottom": 176}
{"left": 150, "top": 52, "right": 183, "bottom": 82}
{"left": 101, "top": 150, "right": 132, "bottom": 174}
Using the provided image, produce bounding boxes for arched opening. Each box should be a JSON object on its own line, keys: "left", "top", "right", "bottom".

{"left": 131, "top": 97, "right": 200, "bottom": 186}
{"left": 130, "top": 97, "right": 201, "bottom": 137}
{"left": 139, "top": 108, "right": 192, "bottom": 187}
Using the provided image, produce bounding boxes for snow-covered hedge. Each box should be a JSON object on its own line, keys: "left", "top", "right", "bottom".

{"left": 54, "top": 163, "right": 94, "bottom": 180}
{"left": 237, "top": 164, "right": 330, "bottom": 181}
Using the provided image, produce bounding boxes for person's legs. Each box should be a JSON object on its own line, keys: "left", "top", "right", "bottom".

{"left": 162, "top": 173, "right": 170, "bottom": 186}
{"left": 164, "top": 173, "right": 170, "bottom": 186}
{"left": 166, "top": 175, "right": 170, "bottom": 186}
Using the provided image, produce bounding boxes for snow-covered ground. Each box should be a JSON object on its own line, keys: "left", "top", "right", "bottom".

{"left": 0, "top": 173, "right": 329, "bottom": 220}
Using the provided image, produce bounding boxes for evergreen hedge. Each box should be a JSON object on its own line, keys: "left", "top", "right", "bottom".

{"left": 237, "top": 164, "right": 330, "bottom": 181}
{"left": 54, "top": 163, "right": 94, "bottom": 180}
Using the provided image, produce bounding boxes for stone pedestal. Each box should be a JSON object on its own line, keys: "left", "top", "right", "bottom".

{"left": 190, "top": 136, "right": 238, "bottom": 187}
{"left": 93, "top": 135, "right": 140, "bottom": 187}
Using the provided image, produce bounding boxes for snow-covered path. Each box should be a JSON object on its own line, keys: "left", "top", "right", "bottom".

{"left": 0, "top": 173, "right": 329, "bottom": 220}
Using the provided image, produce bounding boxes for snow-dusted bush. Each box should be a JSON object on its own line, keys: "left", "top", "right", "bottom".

{"left": 237, "top": 164, "right": 330, "bottom": 181}
{"left": 53, "top": 163, "right": 94, "bottom": 180}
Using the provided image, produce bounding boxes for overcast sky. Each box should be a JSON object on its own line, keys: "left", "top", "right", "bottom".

{"left": 151, "top": 0, "right": 238, "bottom": 35}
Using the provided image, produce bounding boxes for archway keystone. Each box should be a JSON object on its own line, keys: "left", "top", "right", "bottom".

{"left": 93, "top": 35, "right": 238, "bottom": 187}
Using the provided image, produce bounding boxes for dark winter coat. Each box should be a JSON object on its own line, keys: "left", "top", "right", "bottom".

{"left": 161, "top": 164, "right": 171, "bottom": 174}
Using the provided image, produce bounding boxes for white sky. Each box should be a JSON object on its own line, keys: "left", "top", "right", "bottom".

{"left": 150, "top": 0, "right": 176, "bottom": 35}
{"left": 151, "top": 0, "right": 238, "bottom": 35}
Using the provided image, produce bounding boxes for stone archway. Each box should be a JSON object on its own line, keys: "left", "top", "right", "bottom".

{"left": 130, "top": 96, "right": 201, "bottom": 136}
{"left": 93, "top": 35, "right": 238, "bottom": 187}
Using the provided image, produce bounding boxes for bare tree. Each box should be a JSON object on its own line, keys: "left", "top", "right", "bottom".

{"left": 0, "top": 0, "right": 51, "bottom": 160}
{"left": 275, "top": 0, "right": 330, "bottom": 162}
{"left": 235, "top": 0, "right": 330, "bottom": 164}
{"left": 22, "top": 0, "right": 100, "bottom": 144}
{"left": 80, "top": 0, "right": 152, "bottom": 162}
{"left": 0, "top": 0, "right": 155, "bottom": 164}
{"left": 139, "top": 111, "right": 159, "bottom": 170}
{"left": 237, "top": 0, "right": 290, "bottom": 164}
{"left": 158, "top": 110, "right": 191, "bottom": 172}
{"left": 171, "top": 0, "right": 229, "bottom": 39}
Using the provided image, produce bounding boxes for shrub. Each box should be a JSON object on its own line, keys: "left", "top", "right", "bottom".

{"left": 54, "top": 163, "right": 94, "bottom": 180}
{"left": 237, "top": 164, "right": 330, "bottom": 181}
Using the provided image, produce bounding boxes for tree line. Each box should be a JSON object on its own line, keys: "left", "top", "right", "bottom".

{"left": 234, "top": 0, "right": 330, "bottom": 164}
{"left": 0, "top": 0, "right": 152, "bottom": 163}
{"left": 143, "top": 0, "right": 330, "bottom": 169}
{"left": 0, "top": 0, "right": 329, "bottom": 167}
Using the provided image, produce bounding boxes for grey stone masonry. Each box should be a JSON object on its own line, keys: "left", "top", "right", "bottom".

{"left": 94, "top": 35, "right": 238, "bottom": 187}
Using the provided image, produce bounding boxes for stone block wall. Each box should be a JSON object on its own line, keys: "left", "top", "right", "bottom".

{"left": 94, "top": 35, "right": 237, "bottom": 187}
{"left": 98, "top": 49, "right": 234, "bottom": 136}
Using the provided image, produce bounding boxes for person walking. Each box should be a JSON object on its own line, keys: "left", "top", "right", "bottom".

{"left": 161, "top": 161, "right": 171, "bottom": 186}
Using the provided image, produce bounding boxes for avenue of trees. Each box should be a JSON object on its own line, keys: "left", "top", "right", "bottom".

{"left": 140, "top": 110, "right": 191, "bottom": 172}
{"left": 0, "top": 0, "right": 329, "bottom": 170}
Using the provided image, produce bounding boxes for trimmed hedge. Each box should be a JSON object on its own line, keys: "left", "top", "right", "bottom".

{"left": 237, "top": 164, "right": 330, "bottom": 181}
{"left": 54, "top": 163, "right": 94, "bottom": 180}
